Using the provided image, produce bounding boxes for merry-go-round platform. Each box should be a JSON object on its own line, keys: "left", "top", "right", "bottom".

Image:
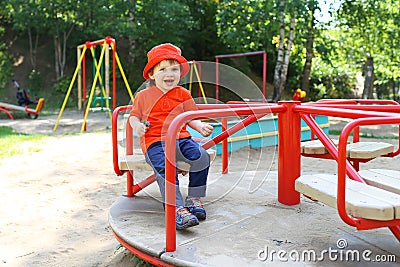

{"left": 109, "top": 101, "right": 400, "bottom": 266}
{"left": 109, "top": 168, "right": 400, "bottom": 266}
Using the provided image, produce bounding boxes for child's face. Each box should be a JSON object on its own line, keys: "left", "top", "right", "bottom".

{"left": 149, "top": 60, "right": 181, "bottom": 92}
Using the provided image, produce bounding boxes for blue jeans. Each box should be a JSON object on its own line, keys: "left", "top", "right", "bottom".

{"left": 145, "top": 138, "right": 210, "bottom": 207}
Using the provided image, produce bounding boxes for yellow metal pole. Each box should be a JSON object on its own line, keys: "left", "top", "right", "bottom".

{"left": 188, "top": 63, "right": 194, "bottom": 93}
{"left": 90, "top": 43, "right": 112, "bottom": 120}
{"left": 192, "top": 63, "right": 208, "bottom": 104}
{"left": 111, "top": 43, "right": 134, "bottom": 102}
{"left": 77, "top": 46, "right": 82, "bottom": 110}
{"left": 81, "top": 43, "right": 107, "bottom": 133}
{"left": 53, "top": 46, "right": 87, "bottom": 132}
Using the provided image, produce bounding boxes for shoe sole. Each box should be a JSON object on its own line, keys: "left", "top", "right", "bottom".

{"left": 193, "top": 212, "right": 206, "bottom": 221}
{"left": 176, "top": 218, "right": 199, "bottom": 230}
{"left": 187, "top": 207, "right": 206, "bottom": 221}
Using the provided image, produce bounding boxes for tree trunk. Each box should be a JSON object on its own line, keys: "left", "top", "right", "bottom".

{"left": 362, "top": 55, "right": 374, "bottom": 99}
{"left": 275, "top": 17, "right": 296, "bottom": 101}
{"left": 27, "top": 28, "right": 39, "bottom": 70}
{"left": 272, "top": 0, "right": 286, "bottom": 101}
{"left": 54, "top": 35, "right": 60, "bottom": 79}
{"left": 301, "top": 7, "right": 316, "bottom": 95}
{"left": 53, "top": 26, "right": 73, "bottom": 80}
{"left": 128, "top": 1, "right": 136, "bottom": 65}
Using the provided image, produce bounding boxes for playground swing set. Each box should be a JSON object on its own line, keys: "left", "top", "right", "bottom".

{"left": 53, "top": 36, "right": 135, "bottom": 133}
{"left": 215, "top": 50, "right": 267, "bottom": 102}
{"left": 52, "top": 36, "right": 210, "bottom": 133}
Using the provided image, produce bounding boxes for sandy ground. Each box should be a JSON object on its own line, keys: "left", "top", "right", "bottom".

{"left": 0, "top": 111, "right": 399, "bottom": 266}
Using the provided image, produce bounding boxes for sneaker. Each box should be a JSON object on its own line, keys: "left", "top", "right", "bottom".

{"left": 176, "top": 207, "right": 199, "bottom": 230}
{"left": 185, "top": 197, "right": 206, "bottom": 220}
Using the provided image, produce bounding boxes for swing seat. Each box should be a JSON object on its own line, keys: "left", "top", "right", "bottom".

{"left": 89, "top": 96, "right": 111, "bottom": 111}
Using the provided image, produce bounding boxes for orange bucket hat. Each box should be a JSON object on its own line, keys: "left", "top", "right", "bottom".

{"left": 143, "top": 43, "right": 189, "bottom": 80}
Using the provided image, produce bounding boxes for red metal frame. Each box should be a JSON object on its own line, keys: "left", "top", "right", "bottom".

{"left": 112, "top": 103, "right": 283, "bottom": 196}
{"left": 111, "top": 99, "right": 400, "bottom": 256}
{"left": 295, "top": 102, "right": 400, "bottom": 239}
{"left": 0, "top": 107, "right": 14, "bottom": 119}
{"left": 277, "top": 102, "right": 301, "bottom": 205}
{"left": 337, "top": 117, "right": 400, "bottom": 237}
{"left": 112, "top": 230, "right": 176, "bottom": 267}
{"left": 215, "top": 51, "right": 267, "bottom": 102}
{"left": 164, "top": 105, "right": 285, "bottom": 251}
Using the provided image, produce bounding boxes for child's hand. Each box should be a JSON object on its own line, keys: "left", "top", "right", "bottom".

{"left": 199, "top": 122, "right": 213, "bottom": 137}
{"left": 130, "top": 117, "right": 150, "bottom": 137}
{"left": 135, "top": 123, "right": 147, "bottom": 137}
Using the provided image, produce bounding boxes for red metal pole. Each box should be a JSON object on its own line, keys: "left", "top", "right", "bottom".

{"left": 112, "top": 40, "right": 117, "bottom": 110}
{"left": 337, "top": 117, "right": 400, "bottom": 232}
{"left": 215, "top": 51, "right": 267, "bottom": 102}
{"left": 202, "top": 113, "right": 269, "bottom": 150}
{"left": 112, "top": 105, "right": 131, "bottom": 176}
{"left": 83, "top": 47, "right": 87, "bottom": 107}
{"left": 222, "top": 117, "right": 228, "bottom": 174}
{"left": 313, "top": 104, "right": 400, "bottom": 113}
{"left": 132, "top": 174, "right": 156, "bottom": 195}
{"left": 165, "top": 131, "right": 177, "bottom": 252}
{"left": 277, "top": 101, "right": 301, "bottom": 205}
{"left": 263, "top": 51, "right": 267, "bottom": 101}
{"left": 215, "top": 51, "right": 266, "bottom": 58}
{"left": 126, "top": 119, "right": 134, "bottom": 197}
{"left": 216, "top": 57, "right": 219, "bottom": 103}
{"left": 82, "top": 55, "right": 87, "bottom": 132}
{"left": 0, "top": 107, "right": 14, "bottom": 119}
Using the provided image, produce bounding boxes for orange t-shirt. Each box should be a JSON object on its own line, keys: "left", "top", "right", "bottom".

{"left": 130, "top": 85, "right": 198, "bottom": 153}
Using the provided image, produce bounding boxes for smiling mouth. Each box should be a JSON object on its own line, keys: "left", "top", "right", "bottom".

{"left": 164, "top": 79, "right": 175, "bottom": 85}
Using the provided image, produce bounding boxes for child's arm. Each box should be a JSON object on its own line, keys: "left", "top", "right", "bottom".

{"left": 188, "top": 120, "right": 213, "bottom": 137}
{"left": 129, "top": 116, "right": 148, "bottom": 137}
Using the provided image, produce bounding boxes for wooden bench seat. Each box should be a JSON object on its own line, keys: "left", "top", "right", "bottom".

{"left": 301, "top": 139, "right": 339, "bottom": 154}
{"left": 119, "top": 149, "right": 217, "bottom": 172}
{"left": 295, "top": 173, "right": 400, "bottom": 221}
{"left": 359, "top": 169, "right": 400, "bottom": 195}
{"left": 301, "top": 140, "right": 394, "bottom": 159}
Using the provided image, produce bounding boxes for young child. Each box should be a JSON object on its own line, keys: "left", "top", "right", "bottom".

{"left": 129, "top": 43, "right": 214, "bottom": 230}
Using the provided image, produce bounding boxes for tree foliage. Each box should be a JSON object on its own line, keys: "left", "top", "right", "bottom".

{"left": 336, "top": 0, "right": 400, "bottom": 98}
{"left": 0, "top": 0, "right": 399, "bottom": 103}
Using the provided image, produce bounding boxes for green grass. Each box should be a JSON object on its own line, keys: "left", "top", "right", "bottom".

{"left": 0, "top": 126, "right": 48, "bottom": 160}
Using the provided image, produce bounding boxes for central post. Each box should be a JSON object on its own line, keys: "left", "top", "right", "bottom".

{"left": 277, "top": 101, "right": 301, "bottom": 205}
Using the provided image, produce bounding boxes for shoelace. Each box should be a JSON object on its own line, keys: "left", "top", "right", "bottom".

{"left": 190, "top": 198, "right": 203, "bottom": 208}
{"left": 176, "top": 207, "right": 191, "bottom": 218}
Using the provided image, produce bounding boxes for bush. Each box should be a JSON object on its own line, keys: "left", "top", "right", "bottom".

{"left": 0, "top": 43, "right": 13, "bottom": 94}
{"left": 27, "top": 69, "right": 43, "bottom": 92}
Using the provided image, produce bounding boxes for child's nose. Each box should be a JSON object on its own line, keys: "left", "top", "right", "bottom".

{"left": 165, "top": 68, "right": 175, "bottom": 75}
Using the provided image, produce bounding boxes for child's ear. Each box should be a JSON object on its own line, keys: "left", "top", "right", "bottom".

{"left": 148, "top": 70, "right": 154, "bottom": 80}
